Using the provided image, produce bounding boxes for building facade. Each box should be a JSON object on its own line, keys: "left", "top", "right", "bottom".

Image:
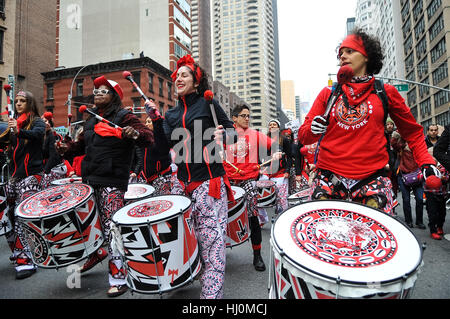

{"left": 42, "top": 57, "right": 175, "bottom": 128}
{"left": 0, "top": 0, "right": 16, "bottom": 114}
{"left": 400, "top": 0, "right": 449, "bottom": 128}
{"left": 212, "top": 0, "right": 279, "bottom": 129}
{"left": 57, "top": 0, "right": 192, "bottom": 72}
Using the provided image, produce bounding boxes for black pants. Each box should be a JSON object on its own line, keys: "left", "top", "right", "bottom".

{"left": 425, "top": 192, "right": 446, "bottom": 233}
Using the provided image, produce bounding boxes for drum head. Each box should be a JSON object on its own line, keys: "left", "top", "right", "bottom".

{"left": 51, "top": 177, "right": 82, "bottom": 185}
{"left": 125, "top": 184, "right": 155, "bottom": 200}
{"left": 272, "top": 200, "right": 422, "bottom": 286}
{"left": 113, "top": 195, "right": 191, "bottom": 225}
{"left": 230, "top": 186, "right": 245, "bottom": 202}
{"left": 16, "top": 184, "right": 93, "bottom": 218}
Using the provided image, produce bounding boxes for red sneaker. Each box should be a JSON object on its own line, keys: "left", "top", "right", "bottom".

{"left": 437, "top": 228, "right": 444, "bottom": 235}
{"left": 79, "top": 248, "right": 108, "bottom": 273}
{"left": 431, "top": 233, "right": 442, "bottom": 240}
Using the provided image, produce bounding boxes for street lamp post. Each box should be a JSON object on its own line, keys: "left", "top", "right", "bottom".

{"left": 66, "top": 64, "right": 91, "bottom": 137}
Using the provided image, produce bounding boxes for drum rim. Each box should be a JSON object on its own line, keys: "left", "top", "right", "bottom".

{"left": 50, "top": 177, "right": 83, "bottom": 185}
{"left": 124, "top": 183, "right": 156, "bottom": 200}
{"left": 271, "top": 199, "right": 424, "bottom": 287}
{"left": 113, "top": 195, "right": 191, "bottom": 226}
{"left": 16, "top": 183, "right": 95, "bottom": 219}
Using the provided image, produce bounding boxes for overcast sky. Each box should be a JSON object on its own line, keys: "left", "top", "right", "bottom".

{"left": 277, "top": 0, "right": 358, "bottom": 104}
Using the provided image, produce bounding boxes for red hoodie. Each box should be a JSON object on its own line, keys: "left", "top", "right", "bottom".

{"left": 224, "top": 127, "right": 273, "bottom": 181}
{"left": 298, "top": 83, "right": 434, "bottom": 179}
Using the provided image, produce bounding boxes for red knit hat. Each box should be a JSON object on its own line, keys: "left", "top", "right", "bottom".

{"left": 339, "top": 34, "right": 368, "bottom": 57}
{"left": 94, "top": 76, "right": 124, "bottom": 100}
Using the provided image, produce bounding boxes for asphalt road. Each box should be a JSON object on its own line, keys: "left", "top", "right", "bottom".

{"left": 0, "top": 194, "right": 449, "bottom": 300}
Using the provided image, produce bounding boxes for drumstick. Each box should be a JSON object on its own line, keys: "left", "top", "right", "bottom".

{"left": 123, "top": 71, "right": 151, "bottom": 103}
{"left": 225, "top": 159, "right": 245, "bottom": 176}
{"left": 78, "top": 105, "right": 139, "bottom": 140}
{"left": 258, "top": 153, "right": 285, "bottom": 169}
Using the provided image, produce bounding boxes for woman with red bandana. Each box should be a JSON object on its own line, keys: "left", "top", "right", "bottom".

{"left": 163, "top": 55, "right": 235, "bottom": 299}
{"left": 2, "top": 90, "right": 45, "bottom": 280}
{"left": 298, "top": 28, "right": 439, "bottom": 215}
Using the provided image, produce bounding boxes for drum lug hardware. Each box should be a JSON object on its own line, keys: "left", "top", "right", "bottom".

{"left": 421, "top": 242, "right": 427, "bottom": 251}
{"left": 399, "top": 274, "right": 408, "bottom": 299}
{"left": 335, "top": 276, "right": 341, "bottom": 299}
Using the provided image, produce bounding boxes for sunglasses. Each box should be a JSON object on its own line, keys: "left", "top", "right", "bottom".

{"left": 238, "top": 114, "right": 251, "bottom": 119}
{"left": 93, "top": 89, "right": 110, "bottom": 95}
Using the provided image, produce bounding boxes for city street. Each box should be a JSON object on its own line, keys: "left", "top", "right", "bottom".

{"left": 0, "top": 193, "right": 449, "bottom": 301}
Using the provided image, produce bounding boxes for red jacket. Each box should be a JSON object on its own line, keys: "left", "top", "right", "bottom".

{"left": 224, "top": 127, "right": 273, "bottom": 181}
{"left": 298, "top": 83, "right": 434, "bottom": 179}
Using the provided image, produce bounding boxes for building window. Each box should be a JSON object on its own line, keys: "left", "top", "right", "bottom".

{"left": 167, "top": 82, "right": 173, "bottom": 100}
{"left": 434, "top": 86, "right": 449, "bottom": 108}
{"left": 159, "top": 102, "right": 165, "bottom": 116}
{"left": 132, "top": 98, "right": 141, "bottom": 118}
{"left": 47, "top": 83, "right": 54, "bottom": 100}
{"left": 436, "top": 111, "right": 449, "bottom": 127}
{"left": 148, "top": 73, "right": 154, "bottom": 93}
{"left": 131, "top": 72, "right": 141, "bottom": 92}
{"left": 159, "top": 78, "right": 164, "bottom": 97}
{"left": 432, "top": 62, "right": 448, "bottom": 85}
{"left": 76, "top": 80, "right": 83, "bottom": 97}
{"left": 0, "top": 28, "right": 4, "bottom": 62}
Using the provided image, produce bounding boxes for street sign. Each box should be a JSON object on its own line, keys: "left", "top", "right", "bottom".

{"left": 394, "top": 84, "right": 409, "bottom": 92}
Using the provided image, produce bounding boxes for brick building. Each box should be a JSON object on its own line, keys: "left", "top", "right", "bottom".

{"left": 41, "top": 56, "right": 175, "bottom": 129}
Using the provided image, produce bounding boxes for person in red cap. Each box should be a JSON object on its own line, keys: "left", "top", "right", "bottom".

{"left": 1, "top": 90, "right": 45, "bottom": 280}
{"left": 164, "top": 55, "right": 235, "bottom": 299}
{"left": 298, "top": 28, "right": 439, "bottom": 216}
{"left": 56, "top": 75, "right": 154, "bottom": 297}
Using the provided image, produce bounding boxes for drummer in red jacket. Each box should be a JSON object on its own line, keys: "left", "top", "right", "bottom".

{"left": 298, "top": 28, "right": 439, "bottom": 215}
{"left": 224, "top": 104, "right": 281, "bottom": 272}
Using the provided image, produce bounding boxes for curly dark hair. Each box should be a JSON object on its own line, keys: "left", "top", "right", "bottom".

{"left": 192, "top": 64, "right": 210, "bottom": 96}
{"left": 339, "top": 28, "right": 385, "bottom": 75}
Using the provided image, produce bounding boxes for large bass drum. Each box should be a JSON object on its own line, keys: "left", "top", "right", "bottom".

{"left": 15, "top": 184, "right": 103, "bottom": 268}
{"left": 269, "top": 200, "right": 423, "bottom": 299}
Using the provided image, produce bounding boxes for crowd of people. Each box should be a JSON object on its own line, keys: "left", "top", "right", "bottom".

{"left": 0, "top": 28, "right": 448, "bottom": 299}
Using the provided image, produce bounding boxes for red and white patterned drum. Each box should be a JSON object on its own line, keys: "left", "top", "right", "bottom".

{"left": 124, "top": 183, "right": 155, "bottom": 204}
{"left": 226, "top": 186, "right": 249, "bottom": 248}
{"left": 256, "top": 180, "right": 277, "bottom": 208}
{"left": 269, "top": 200, "right": 423, "bottom": 299}
{"left": 112, "top": 195, "right": 201, "bottom": 294}
{"left": 15, "top": 184, "right": 104, "bottom": 268}
{"left": 0, "top": 183, "right": 12, "bottom": 236}
{"left": 50, "top": 177, "right": 83, "bottom": 186}
{"left": 288, "top": 187, "right": 312, "bottom": 207}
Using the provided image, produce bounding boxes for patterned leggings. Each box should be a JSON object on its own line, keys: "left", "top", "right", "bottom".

{"left": 93, "top": 186, "right": 127, "bottom": 287}
{"left": 172, "top": 178, "right": 228, "bottom": 299}
{"left": 5, "top": 174, "right": 43, "bottom": 271}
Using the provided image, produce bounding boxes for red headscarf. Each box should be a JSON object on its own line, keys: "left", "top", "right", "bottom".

{"left": 171, "top": 55, "right": 202, "bottom": 83}
{"left": 339, "top": 34, "right": 368, "bottom": 57}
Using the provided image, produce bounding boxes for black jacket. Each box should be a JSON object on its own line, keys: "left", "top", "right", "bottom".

{"left": 10, "top": 117, "right": 45, "bottom": 179}
{"left": 43, "top": 131, "right": 63, "bottom": 174}
{"left": 434, "top": 125, "right": 450, "bottom": 172}
{"left": 142, "top": 118, "right": 172, "bottom": 180}
{"left": 163, "top": 93, "right": 235, "bottom": 183}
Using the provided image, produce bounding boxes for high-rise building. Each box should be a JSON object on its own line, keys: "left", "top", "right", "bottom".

{"left": 57, "top": 0, "right": 192, "bottom": 71}
{"left": 346, "top": 17, "right": 356, "bottom": 35}
{"left": 281, "top": 80, "right": 295, "bottom": 121}
{"left": 400, "top": 0, "right": 449, "bottom": 128}
{"left": 212, "top": 0, "right": 279, "bottom": 129}
{"left": 0, "top": 0, "right": 58, "bottom": 113}
{"left": 372, "top": 0, "right": 406, "bottom": 84}
{"left": 190, "top": 0, "right": 212, "bottom": 77}
{"left": 355, "top": 0, "right": 376, "bottom": 34}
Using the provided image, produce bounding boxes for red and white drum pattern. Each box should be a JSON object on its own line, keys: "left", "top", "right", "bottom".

{"left": 16, "top": 184, "right": 104, "bottom": 268}
{"left": 226, "top": 186, "right": 249, "bottom": 248}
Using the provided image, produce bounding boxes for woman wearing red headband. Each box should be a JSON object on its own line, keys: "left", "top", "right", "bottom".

{"left": 298, "top": 28, "right": 439, "bottom": 216}
{"left": 164, "top": 55, "right": 235, "bottom": 299}
{"left": 1, "top": 90, "right": 45, "bottom": 280}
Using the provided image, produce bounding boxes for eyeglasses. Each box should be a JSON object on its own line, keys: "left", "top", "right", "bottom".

{"left": 93, "top": 89, "right": 110, "bottom": 95}
{"left": 238, "top": 114, "right": 251, "bottom": 119}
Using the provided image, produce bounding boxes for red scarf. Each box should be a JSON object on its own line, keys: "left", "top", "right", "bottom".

{"left": 16, "top": 113, "right": 30, "bottom": 129}
{"left": 341, "top": 77, "right": 375, "bottom": 106}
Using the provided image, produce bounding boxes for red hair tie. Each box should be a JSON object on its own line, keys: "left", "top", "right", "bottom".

{"left": 171, "top": 55, "right": 202, "bottom": 83}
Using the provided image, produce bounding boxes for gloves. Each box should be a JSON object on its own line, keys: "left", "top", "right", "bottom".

{"left": 311, "top": 115, "right": 328, "bottom": 135}
{"left": 422, "top": 164, "right": 442, "bottom": 180}
{"left": 145, "top": 101, "right": 161, "bottom": 120}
